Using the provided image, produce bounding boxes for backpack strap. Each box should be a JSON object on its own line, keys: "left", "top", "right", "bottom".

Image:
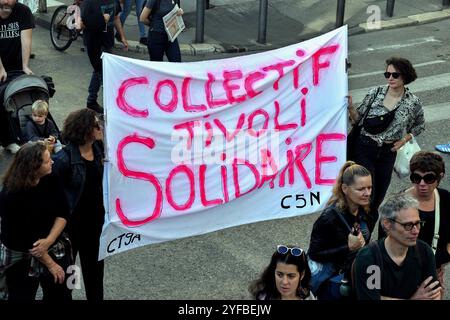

{"left": 333, "top": 208, "right": 353, "bottom": 234}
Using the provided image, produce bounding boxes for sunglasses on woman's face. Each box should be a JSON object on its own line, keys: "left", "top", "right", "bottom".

{"left": 410, "top": 172, "right": 438, "bottom": 184}
{"left": 277, "top": 245, "right": 303, "bottom": 257}
{"left": 384, "top": 72, "right": 401, "bottom": 79}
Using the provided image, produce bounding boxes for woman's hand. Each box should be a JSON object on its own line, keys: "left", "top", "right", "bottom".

{"left": 48, "top": 262, "right": 65, "bottom": 284}
{"left": 391, "top": 138, "right": 406, "bottom": 152}
{"left": 30, "top": 238, "right": 51, "bottom": 258}
{"left": 348, "top": 231, "right": 365, "bottom": 251}
{"left": 347, "top": 95, "right": 359, "bottom": 124}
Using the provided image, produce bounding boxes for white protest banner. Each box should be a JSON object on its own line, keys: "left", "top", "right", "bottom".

{"left": 99, "top": 26, "right": 348, "bottom": 259}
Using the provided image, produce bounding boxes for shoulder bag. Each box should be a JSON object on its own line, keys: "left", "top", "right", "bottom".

{"left": 347, "top": 87, "right": 381, "bottom": 161}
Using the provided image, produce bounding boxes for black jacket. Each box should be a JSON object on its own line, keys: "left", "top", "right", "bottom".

{"left": 52, "top": 141, "right": 104, "bottom": 213}
{"left": 308, "top": 203, "right": 371, "bottom": 273}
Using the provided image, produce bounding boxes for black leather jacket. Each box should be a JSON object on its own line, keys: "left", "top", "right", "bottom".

{"left": 52, "top": 141, "right": 104, "bottom": 213}
{"left": 308, "top": 203, "right": 371, "bottom": 273}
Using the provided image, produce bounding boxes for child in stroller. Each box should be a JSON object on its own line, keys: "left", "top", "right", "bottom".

{"left": 25, "top": 100, "right": 62, "bottom": 153}
{"left": 2, "top": 73, "right": 61, "bottom": 153}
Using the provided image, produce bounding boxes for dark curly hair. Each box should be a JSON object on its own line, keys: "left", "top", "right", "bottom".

{"left": 248, "top": 246, "right": 311, "bottom": 300}
{"left": 62, "top": 109, "right": 98, "bottom": 145}
{"left": 2, "top": 141, "right": 49, "bottom": 192}
{"left": 410, "top": 151, "right": 445, "bottom": 182}
{"left": 385, "top": 57, "right": 417, "bottom": 85}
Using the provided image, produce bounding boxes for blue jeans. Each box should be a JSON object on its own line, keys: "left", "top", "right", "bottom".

{"left": 120, "top": 0, "right": 146, "bottom": 39}
{"left": 147, "top": 31, "right": 181, "bottom": 62}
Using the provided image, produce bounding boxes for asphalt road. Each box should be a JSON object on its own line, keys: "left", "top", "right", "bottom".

{"left": 1, "top": 19, "right": 450, "bottom": 300}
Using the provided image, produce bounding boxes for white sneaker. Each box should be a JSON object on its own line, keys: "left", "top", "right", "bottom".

{"left": 5, "top": 143, "right": 20, "bottom": 154}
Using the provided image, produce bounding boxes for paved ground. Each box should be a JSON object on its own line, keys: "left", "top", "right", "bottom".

{"left": 36, "top": 0, "right": 450, "bottom": 55}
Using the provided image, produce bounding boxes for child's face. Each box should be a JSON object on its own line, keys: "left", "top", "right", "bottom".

{"left": 32, "top": 112, "right": 46, "bottom": 125}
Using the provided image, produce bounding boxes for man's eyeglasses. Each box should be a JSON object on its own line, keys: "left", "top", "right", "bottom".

{"left": 277, "top": 245, "right": 303, "bottom": 257}
{"left": 410, "top": 172, "right": 438, "bottom": 184}
{"left": 388, "top": 218, "right": 425, "bottom": 231}
{"left": 384, "top": 72, "right": 401, "bottom": 79}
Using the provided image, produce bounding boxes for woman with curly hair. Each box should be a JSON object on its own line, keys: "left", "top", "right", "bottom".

{"left": 347, "top": 57, "right": 425, "bottom": 224}
{"left": 405, "top": 151, "right": 450, "bottom": 286}
{"left": 0, "top": 141, "right": 71, "bottom": 300}
{"left": 307, "top": 161, "right": 373, "bottom": 300}
{"left": 52, "top": 108, "right": 105, "bottom": 301}
{"left": 249, "top": 245, "right": 312, "bottom": 300}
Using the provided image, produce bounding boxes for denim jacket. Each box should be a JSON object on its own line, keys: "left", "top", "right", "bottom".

{"left": 52, "top": 141, "right": 104, "bottom": 213}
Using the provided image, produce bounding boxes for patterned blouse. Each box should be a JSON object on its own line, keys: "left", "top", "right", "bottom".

{"left": 356, "top": 85, "right": 425, "bottom": 146}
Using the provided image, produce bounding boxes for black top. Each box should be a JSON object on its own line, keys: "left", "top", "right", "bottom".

{"left": 25, "top": 118, "right": 59, "bottom": 141}
{"left": 354, "top": 239, "right": 437, "bottom": 300}
{"left": 146, "top": 0, "right": 176, "bottom": 33}
{"left": 80, "top": 0, "right": 121, "bottom": 48}
{"left": 0, "top": 174, "right": 69, "bottom": 251}
{"left": 418, "top": 188, "right": 450, "bottom": 268}
{"left": 308, "top": 204, "right": 372, "bottom": 274}
{"left": 70, "top": 158, "right": 104, "bottom": 237}
{"left": 0, "top": 3, "right": 35, "bottom": 72}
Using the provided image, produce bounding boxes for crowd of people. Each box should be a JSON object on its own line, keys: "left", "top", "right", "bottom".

{"left": 1, "top": 0, "right": 449, "bottom": 302}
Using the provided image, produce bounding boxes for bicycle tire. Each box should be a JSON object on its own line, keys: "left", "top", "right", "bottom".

{"left": 50, "top": 5, "right": 74, "bottom": 51}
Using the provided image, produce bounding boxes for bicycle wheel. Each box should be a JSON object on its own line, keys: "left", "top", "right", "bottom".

{"left": 50, "top": 5, "right": 73, "bottom": 51}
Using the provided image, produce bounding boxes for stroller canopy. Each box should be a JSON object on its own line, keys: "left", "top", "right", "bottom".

{"left": 3, "top": 74, "right": 49, "bottom": 113}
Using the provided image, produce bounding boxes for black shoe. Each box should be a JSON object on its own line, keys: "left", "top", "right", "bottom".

{"left": 139, "top": 37, "right": 147, "bottom": 46}
{"left": 87, "top": 102, "right": 104, "bottom": 114}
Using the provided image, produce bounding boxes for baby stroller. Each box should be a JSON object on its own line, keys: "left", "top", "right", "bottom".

{"left": 2, "top": 73, "right": 61, "bottom": 145}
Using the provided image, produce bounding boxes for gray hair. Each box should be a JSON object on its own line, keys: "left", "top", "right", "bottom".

{"left": 379, "top": 192, "right": 419, "bottom": 222}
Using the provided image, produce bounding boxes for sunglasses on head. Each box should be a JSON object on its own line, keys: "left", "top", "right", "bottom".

{"left": 277, "top": 245, "right": 303, "bottom": 257}
{"left": 384, "top": 72, "right": 401, "bottom": 79}
{"left": 410, "top": 172, "right": 438, "bottom": 184}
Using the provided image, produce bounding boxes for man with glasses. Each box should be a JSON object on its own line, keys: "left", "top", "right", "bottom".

{"left": 353, "top": 193, "right": 442, "bottom": 300}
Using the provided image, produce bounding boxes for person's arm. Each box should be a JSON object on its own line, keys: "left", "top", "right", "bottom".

{"left": 21, "top": 29, "right": 33, "bottom": 75}
{"left": 405, "top": 96, "right": 425, "bottom": 138}
{"left": 30, "top": 217, "right": 67, "bottom": 258}
{"left": 0, "top": 58, "right": 6, "bottom": 82}
{"left": 139, "top": 7, "right": 152, "bottom": 26}
{"left": 114, "top": 13, "right": 128, "bottom": 49}
{"left": 308, "top": 210, "right": 351, "bottom": 262}
{"left": 46, "top": 120, "right": 59, "bottom": 143}
{"left": 347, "top": 95, "right": 359, "bottom": 124}
{"left": 348, "top": 87, "right": 379, "bottom": 126}
{"left": 36, "top": 252, "right": 65, "bottom": 284}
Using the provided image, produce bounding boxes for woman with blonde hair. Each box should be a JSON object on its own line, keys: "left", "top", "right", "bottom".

{"left": 307, "top": 161, "right": 373, "bottom": 300}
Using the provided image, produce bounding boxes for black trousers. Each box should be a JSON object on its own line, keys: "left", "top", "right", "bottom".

{"left": 84, "top": 30, "right": 112, "bottom": 105}
{"left": 353, "top": 134, "right": 397, "bottom": 231}
{"left": 147, "top": 31, "right": 181, "bottom": 62}
{"left": 69, "top": 227, "right": 104, "bottom": 301}
{"left": 6, "top": 259, "right": 72, "bottom": 301}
